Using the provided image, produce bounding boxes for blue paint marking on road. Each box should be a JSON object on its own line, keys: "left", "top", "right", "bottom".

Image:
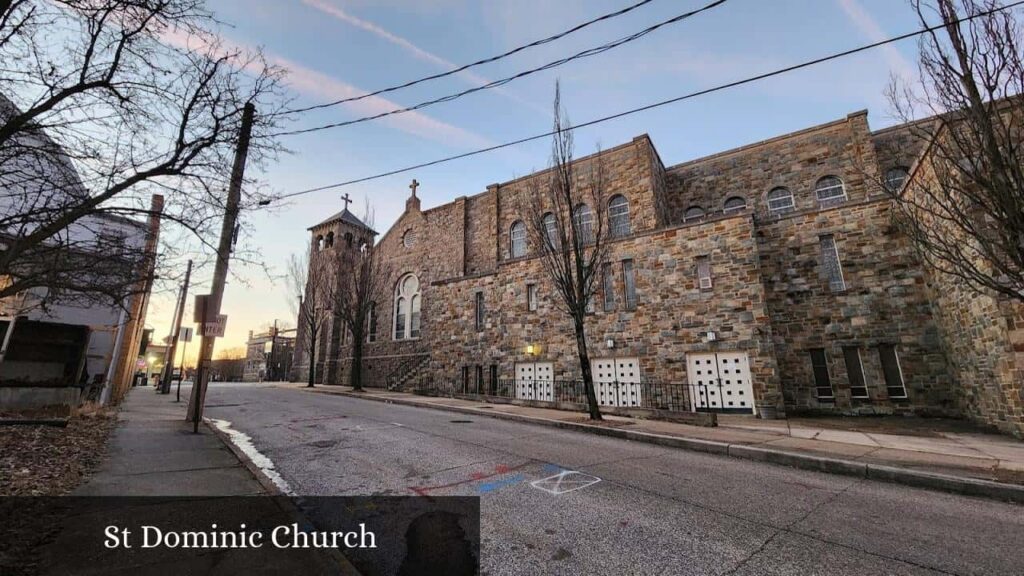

{"left": 478, "top": 474, "right": 525, "bottom": 493}
{"left": 542, "top": 464, "right": 566, "bottom": 474}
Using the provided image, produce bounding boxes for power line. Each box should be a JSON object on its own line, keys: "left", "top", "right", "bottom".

{"left": 269, "top": 0, "right": 728, "bottom": 137}
{"left": 271, "top": 0, "right": 1024, "bottom": 201}
{"left": 272, "top": 0, "right": 662, "bottom": 117}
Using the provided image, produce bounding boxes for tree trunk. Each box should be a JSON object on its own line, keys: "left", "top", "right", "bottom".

{"left": 306, "top": 332, "right": 316, "bottom": 388}
{"left": 573, "top": 315, "right": 602, "bottom": 420}
{"left": 349, "top": 336, "right": 364, "bottom": 391}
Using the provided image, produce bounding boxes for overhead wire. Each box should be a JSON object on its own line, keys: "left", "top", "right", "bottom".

{"left": 270, "top": 0, "right": 1024, "bottom": 200}
{"left": 271, "top": 0, "right": 663, "bottom": 117}
{"left": 269, "top": 0, "right": 728, "bottom": 137}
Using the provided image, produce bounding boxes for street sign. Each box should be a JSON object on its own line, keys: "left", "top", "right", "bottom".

{"left": 179, "top": 327, "right": 194, "bottom": 342}
{"left": 202, "top": 314, "right": 228, "bottom": 338}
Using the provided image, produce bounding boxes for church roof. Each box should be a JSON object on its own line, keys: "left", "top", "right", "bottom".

{"left": 309, "top": 207, "right": 377, "bottom": 234}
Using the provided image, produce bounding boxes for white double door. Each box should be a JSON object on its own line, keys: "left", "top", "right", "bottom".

{"left": 686, "top": 352, "right": 755, "bottom": 414}
{"left": 591, "top": 357, "right": 642, "bottom": 408}
{"left": 515, "top": 362, "right": 554, "bottom": 401}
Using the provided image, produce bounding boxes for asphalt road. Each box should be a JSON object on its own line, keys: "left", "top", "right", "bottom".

{"left": 201, "top": 382, "right": 1024, "bottom": 576}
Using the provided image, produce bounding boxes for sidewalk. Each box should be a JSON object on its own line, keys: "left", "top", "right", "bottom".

{"left": 75, "top": 385, "right": 265, "bottom": 496}
{"left": 278, "top": 382, "right": 1024, "bottom": 503}
{"left": 62, "top": 386, "right": 356, "bottom": 576}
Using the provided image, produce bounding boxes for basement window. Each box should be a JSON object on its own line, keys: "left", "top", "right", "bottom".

{"left": 810, "top": 348, "right": 834, "bottom": 400}
{"left": 878, "top": 344, "right": 907, "bottom": 399}
{"left": 843, "top": 346, "right": 869, "bottom": 399}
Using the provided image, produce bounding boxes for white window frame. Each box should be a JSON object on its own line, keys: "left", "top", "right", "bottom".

{"left": 573, "top": 204, "right": 594, "bottom": 244}
{"left": 819, "top": 234, "right": 846, "bottom": 292}
{"left": 608, "top": 195, "right": 630, "bottom": 238}
{"left": 683, "top": 206, "right": 705, "bottom": 223}
{"left": 697, "top": 256, "right": 712, "bottom": 290}
{"left": 621, "top": 259, "right": 637, "bottom": 311}
{"left": 884, "top": 167, "right": 910, "bottom": 193}
{"left": 879, "top": 345, "right": 908, "bottom": 399}
{"left": 509, "top": 220, "right": 527, "bottom": 258}
{"left": 844, "top": 346, "right": 869, "bottom": 399}
{"left": 723, "top": 196, "right": 746, "bottom": 214}
{"left": 393, "top": 273, "right": 421, "bottom": 340}
{"left": 767, "top": 187, "right": 794, "bottom": 214}
{"left": 527, "top": 283, "right": 538, "bottom": 312}
{"left": 815, "top": 175, "right": 847, "bottom": 206}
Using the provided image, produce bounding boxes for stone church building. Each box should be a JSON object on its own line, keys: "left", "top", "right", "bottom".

{"left": 294, "top": 108, "right": 1024, "bottom": 437}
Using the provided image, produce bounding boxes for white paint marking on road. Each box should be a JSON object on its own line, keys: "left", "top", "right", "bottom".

{"left": 208, "top": 418, "right": 294, "bottom": 496}
{"left": 530, "top": 471, "right": 601, "bottom": 495}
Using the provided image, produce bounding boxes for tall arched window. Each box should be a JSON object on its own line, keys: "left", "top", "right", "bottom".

{"left": 573, "top": 204, "right": 594, "bottom": 243}
{"left": 315, "top": 235, "right": 324, "bottom": 251}
{"left": 683, "top": 206, "right": 705, "bottom": 223}
{"left": 509, "top": 220, "right": 527, "bottom": 258}
{"left": 542, "top": 212, "right": 558, "bottom": 248}
{"left": 326, "top": 232, "right": 334, "bottom": 247}
{"left": 394, "top": 273, "right": 421, "bottom": 340}
{"left": 608, "top": 195, "right": 630, "bottom": 237}
{"left": 723, "top": 196, "right": 747, "bottom": 213}
{"left": 815, "top": 175, "right": 847, "bottom": 206}
{"left": 767, "top": 187, "right": 794, "bottom": 214}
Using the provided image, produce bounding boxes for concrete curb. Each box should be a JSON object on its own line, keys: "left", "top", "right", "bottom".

{"left": 203, "top": 418, "right": 363, "bottom": 576}
{"left": 300, "top": 387, "right": 1024, "bottom": 505}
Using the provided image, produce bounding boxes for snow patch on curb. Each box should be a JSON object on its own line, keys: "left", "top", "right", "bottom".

{"left": 208, "top": 418, "right": 293, "bottom": 495}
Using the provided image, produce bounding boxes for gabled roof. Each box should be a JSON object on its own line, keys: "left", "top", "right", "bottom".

{"left": 308, "top": 208, "right": 377, "bottom": 234}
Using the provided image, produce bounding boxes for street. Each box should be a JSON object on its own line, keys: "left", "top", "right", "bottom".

{"left": 201, "top": 382, "right": 1024, "bottom": 576}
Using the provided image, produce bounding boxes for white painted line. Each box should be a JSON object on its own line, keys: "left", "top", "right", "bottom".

{"left": 208, "top": 418, "right": 294, "bottom": 496}
{"left": 530, "top": 470, "right": 601, "bottom": 495}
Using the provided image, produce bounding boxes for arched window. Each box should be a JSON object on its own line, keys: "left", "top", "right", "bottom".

{"left": 542, "top": 212, "right": 558, "bottom": 248}
{"left": 815, "top": 175, "right": 847, "bottom": 206}
{"left": 884, "top": 166, "right": 910, "bottom": 193}
{"left": 509, "top": 220, "right": 527, "bottom": 258}
{"left": 683, "top": 206, "right": 705, "bottom": 223}
{"left": 325, "top": 232, "right": 334, "bottom": 247}
{"left": 393, "top": 273, "right": 421, "bottom": 340}
{"left": 573, "top": 204, "right": 593, "bottom": 243}
{"left": 723, "top": 196, "right": 747, "bottom": 213}
{"left": 767, "top": 187, "right": 794, "bottom": 214}
{"left": 315, "top": 235, "right": 324, "bottom": 251}
{"left": 344, "top": 232, "right": 353, "bottom": 247}
{"left": 608, "top": 195, "right": 630, "bottom": 237}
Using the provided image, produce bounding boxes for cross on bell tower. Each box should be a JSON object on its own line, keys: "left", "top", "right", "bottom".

{"left": 340, "top": 192, "right": 352, "bottom": 210}
{"left": 406, "top": 178, "right": 421, "bottom": 212}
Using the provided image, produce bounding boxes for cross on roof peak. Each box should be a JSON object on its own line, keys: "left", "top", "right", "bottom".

{"left": 340, "top": 192, "right": 352, "bottom": 210}
{"left": 409, "top": 179, "right": 419, "bottom": 198}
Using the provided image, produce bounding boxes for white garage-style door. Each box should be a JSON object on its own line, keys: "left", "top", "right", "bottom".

{"left": 591, "top": 357, "right": 643, "bottom": 408}
{"left": 686, "top": 352, "right": 755, "bottom": 414}
{"left": 515, "top": 362, "right": 554, "bottom": 401}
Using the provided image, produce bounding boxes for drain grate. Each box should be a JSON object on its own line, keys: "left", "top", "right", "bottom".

{"left": 449, "top": 419, "right": 473, "bottom": 424}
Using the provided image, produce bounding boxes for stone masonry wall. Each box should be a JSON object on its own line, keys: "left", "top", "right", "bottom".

{"left": 757, "top": 199, "right": 952, "bottom": 414}
{"left": 427, "top": 214, "right": 785, "bottom": 415}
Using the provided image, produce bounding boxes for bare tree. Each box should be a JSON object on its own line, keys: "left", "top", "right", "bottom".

{"left": 288, "top": 251, "right": 335, "bottom": 388}
{"left": 331, "top": 210, "right": 388, "bottom": 392}
{"left": 888, "top": 0, "right": 1024, "bottom": 304}
{"left": 0, "top": 0, "right": 287, "bottom": 313}
{"left": 521, "top": 84, "right": 610, "bottom": 420}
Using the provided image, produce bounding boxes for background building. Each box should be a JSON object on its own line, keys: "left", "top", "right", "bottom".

{"left": 244, "top": 326, "right": 295, "bottom": 382}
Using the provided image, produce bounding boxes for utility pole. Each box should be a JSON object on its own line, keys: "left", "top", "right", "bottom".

{"left": 186, "top": 103, "right": 255, "bottom": 432}
{"left": 270, "top": 319, "right": 278, "bottom": 381}
{"left": 160, "top": 259, "right": 192, "bottom": 394}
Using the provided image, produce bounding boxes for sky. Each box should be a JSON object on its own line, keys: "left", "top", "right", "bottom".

{"left": 146, "top": 0, "right": 929, "bottom": 361}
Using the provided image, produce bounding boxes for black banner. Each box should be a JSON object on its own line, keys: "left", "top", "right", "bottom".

{"left": 0, "top": 496, "right": 480, "bottom": 576}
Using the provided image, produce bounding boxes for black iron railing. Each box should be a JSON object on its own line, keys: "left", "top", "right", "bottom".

{"left": 416, "top": 378, "right": 754, "bottom": 415}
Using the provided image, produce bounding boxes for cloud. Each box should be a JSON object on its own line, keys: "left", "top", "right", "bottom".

{"left": 836, "top": 0, "right": 917, "bottom": 82}
{"left": 300, "top": 0, "right": 545, "bottom": 113}
{"left": 159, "top": 26, "right": 493, "bottom": 148}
